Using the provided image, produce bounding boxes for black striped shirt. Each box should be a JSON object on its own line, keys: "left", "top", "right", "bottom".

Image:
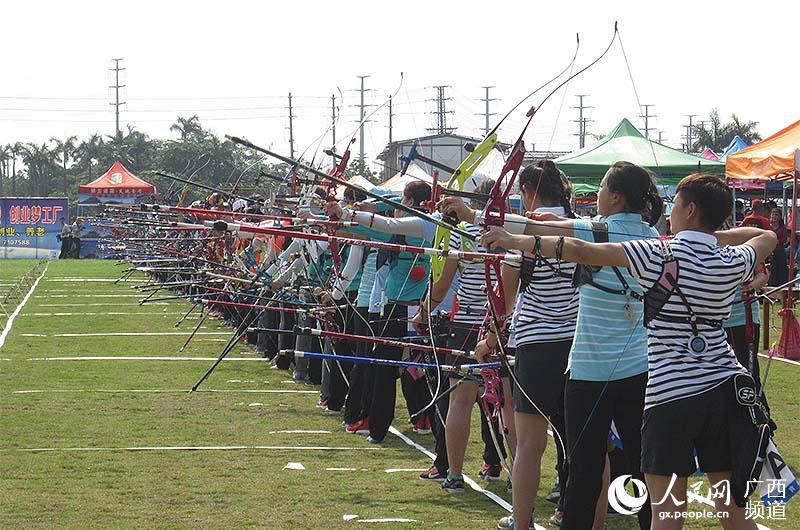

{"left": 622, "top": 231, "right": 755, "bottom": 410}
{"left": 448, "top": 224, "right": 492, "bottom": 325}
{"left": 506, "top": 207, "right": 578, "bottom": 345}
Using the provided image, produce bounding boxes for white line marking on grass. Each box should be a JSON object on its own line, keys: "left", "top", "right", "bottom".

{"left": 12, "top": 389, "right": 317, "bottom": 394}
{"left": 387, "top": 426, "right": 540, "bottom": 527}
{"left": 327, "top": 468, "right": 357, "bottom": 471}
{"left": 758, "top": 353, "right": 800, "bottom": 366}
{"left": 21, "top": 332, "right": 230, "bottom": 337}
{"left": 8, "top": 445, "right": 382, "bottom": 453}
{"left": 48, "top": 303, "right": 169, "bottom": 307}
{"left": 269, "top": 430, "right": 332, "bottom": 434}
{"left": 22, "top": 312, "right": 188, "bottom": 317}
{"left": 34, "top": 294, "right": 141, "bottom": 298}
{"left": 358, "top": 518, "right": 418, "bottom": 524}
{"left": 384, "top": 468, "right": 426, "bottom": 473}
{"left": 45, "top": 278, "right": 130, "bottom": 282}
{"left": 0, "top": 264, "right": 47, "bottom": 350}
{"left": 27, "top": 356, "right": 266, "bottom": 361}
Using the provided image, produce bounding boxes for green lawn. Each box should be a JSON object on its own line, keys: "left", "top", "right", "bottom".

{"left": 0, "top": 260, "right": 796, "bottom": 529}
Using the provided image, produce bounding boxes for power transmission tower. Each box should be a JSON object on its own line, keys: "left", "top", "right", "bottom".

{"left": 331, "top": 94, "right": 337, "bottom": 166}
{"left": 657, "top": 130, "right": 666, "bottom": 144}
{"left": 287, "top": 92, "right": 295, "bottom": 159}
{"left": 388, "top": 95, "right": 394, "bottom": 144}
{"left": 109, "top": 58, "right": 126, "bottom": 137}
{"left": 640, "top": 104, "right": 656, "bottom": 139}
{"left": 427, "top": 85, "right": 454, "bottom": 135}
{"left": 356, "top": 75, "right": 371, "bottom": 162}
{"left": 571, "top": 94, "right": 592, "bottom": 148}
{"left": 476, "top": 86, "right": 497, "bottom": 136}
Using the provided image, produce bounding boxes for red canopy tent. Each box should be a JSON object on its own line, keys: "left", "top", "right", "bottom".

{"left": 78, "top": 160, "right": 156, "bottom": 198}
{"left": 727, "top": 120, "right": 800, "bottom": 359}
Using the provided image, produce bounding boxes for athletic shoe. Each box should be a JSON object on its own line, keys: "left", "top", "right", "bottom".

{"left": 345, "top": 418, "right": 368, "bottom": 434}
{"left": 346, "top": 418, "right": 370, "bottom": 435}
{"left": 367, "top": 435, "right": 382, "bottom": 444}
{"left": 550, "top": 509, "right": 563, "bottom": 527}
{"left": 419, "top": 466, "right": 446, "bottom": 482}
{"left": 506, "top": 478, "right": 513, "bottom": 492}
{"left": 412, "top": 417, "right": 431, "bottom": 435}
{"left": 441, "top": 475, "right": 465, "bottom": 493}
{"left": 546, "top": 482, "right": 560, "bottom": 503}
{"left": 292, "top": 372, "right": 307, "bottom": 383}
{"left": 497, "top": 515, "right": 536, "bottom": 530}
{"left": 478, "top": 463, "right": 502, "bottom": 482}
{"left": 316, "top": 398, "right": 328, "bottom": 409}
{"left": 324, "top": 407, "right": 341, "bottom": 415}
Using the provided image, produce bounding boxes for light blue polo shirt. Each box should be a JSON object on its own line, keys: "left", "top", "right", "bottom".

{"left": 724, "top": 288, "right": 761, "bottom": 328}
{"left": 569, "top": 213, "right": 657, "bottom": 381}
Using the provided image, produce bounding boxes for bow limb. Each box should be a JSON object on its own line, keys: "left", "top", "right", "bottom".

{"left": 429, "top": 133, "right": 499, "bottom": 282}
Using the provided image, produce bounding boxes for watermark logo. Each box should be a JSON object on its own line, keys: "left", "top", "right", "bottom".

{"left": 608, "top": 474, "right": 649, "bottom": 515}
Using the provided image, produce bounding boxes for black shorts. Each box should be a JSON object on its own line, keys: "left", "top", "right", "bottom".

{"left": 642, "top": 378, "right": 737, "bottom": 476}
{"left": 445, "top": 324, "right": 509, "bottom": 378}
{"left": 513, "top": 340, "right": 570, "bottom": 416}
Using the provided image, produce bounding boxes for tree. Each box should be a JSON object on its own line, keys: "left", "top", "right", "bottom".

{"left": 0, "top": 145, "right": 9, "bottom": 196}
{"left": 20, "top": 143, "right": 58, "bottom": 196}
{"left": 170, "top": 115, "right": 206, "bottom": 142}
{"left": 691, "top": 109, "right": 761, "bottom": 152}
{"left": 51, "top": 135, "right": 78, "bottom": 196}
{"left": 344, "top": 158, "right": 379, "bottom": 184}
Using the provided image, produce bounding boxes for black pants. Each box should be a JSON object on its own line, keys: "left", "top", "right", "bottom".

{"left": 562, "top": 372, "right": 651, "bottom": 530}
{"left": 275, "top": 305, "right": 295, "bottom": 370}
{"left": 326, "top": 293, "right": 357, "bottom": 411}
{"left": 59, "top": 236, "right": 71, "bottom": 259}
{"left": 368, "top": 303, "right": 427, "bottom": 441}
{"left": 726, "top": 324, "right": 772, "bottom": 418}
{"left": 255, "top": 307, "right": 279, "bottom": 358}
{"left": 343, "top": 307, "right": 373, "bottom": 424}
{"left": 344, "top": 310, "right": 378, "bottom": 424}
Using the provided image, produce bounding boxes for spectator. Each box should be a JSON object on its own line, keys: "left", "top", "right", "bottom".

{"left": 70, "top": 220, "right": 82, "bottom": 258}
{"left": 769, "top": 207, "right": 789, "bottom": 286}
{"left": 58, "top": 218, "right": 72, "bottom": 259}
{"left": 734, "top": 199, "right": 745, "bottom": 225}
{"left": 740, "top": 200, "right": 771, "bottom": 230}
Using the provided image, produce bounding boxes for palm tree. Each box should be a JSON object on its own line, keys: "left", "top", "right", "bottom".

{"left": 10, "top": 142, "right": 23, "bottom": 195}
{"left": 77, "top": 134, "right": 103, "bottom": 179}
{"left": 21, "top": 143, "right": 57, "bottom": 196}
{"left": 51, "top": 135, "right": 78, "bottom": 196}
{"left": 691, "top": 109, "right": 762, "bottom": 152}
{"left": 170, "top": 115, "right": 205, "bottom": 141}
{"left": 0, "top": 145, "right": 10, "bottom": 196}
{"left": 727, "top": 114, "right": 761, "bottom": 145}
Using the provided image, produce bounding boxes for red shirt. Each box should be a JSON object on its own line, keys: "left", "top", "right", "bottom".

{"left": 739, "top": 214, "right": 771, "bottom": 230}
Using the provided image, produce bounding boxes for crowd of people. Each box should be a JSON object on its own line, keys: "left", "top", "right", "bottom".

{"left": 137, "top": 160, "right": 778, "bottom": 530}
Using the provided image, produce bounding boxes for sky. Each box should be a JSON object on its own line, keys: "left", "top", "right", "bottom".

{"left": 1, "top": 0, "right": 797, "bottom": 170}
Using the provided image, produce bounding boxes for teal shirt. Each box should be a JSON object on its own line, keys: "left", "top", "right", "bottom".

{"left": 724, "top": 288, "right": 761, "bottom": 328}
{"left": 344, "top": 246, "right": 364, "bottom": 294}
{"left": 570, "top": 213, "right": 658, "bottom": 381}
{"left": 307, "top": 249, "right": 331, "bottom": 287}
{"left": 385, "top": 234, "right": 430, "bottom": 302}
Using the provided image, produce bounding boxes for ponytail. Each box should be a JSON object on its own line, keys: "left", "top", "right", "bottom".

{"left": 519, "top": 159, "right": 574, "bottom": 217}
{"left": 605, "top": 161, "right": 663, "bottom": 227}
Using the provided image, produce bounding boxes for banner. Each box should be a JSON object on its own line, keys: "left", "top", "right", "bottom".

{"left": 0, "top": 197, "right": 69, "bottom": 259}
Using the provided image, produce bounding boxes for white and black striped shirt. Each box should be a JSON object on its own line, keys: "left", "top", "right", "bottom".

{"left": 448, "top": 224, "right": 492, "bottom": 325}
{"left": 622, "top": 230, "right": 755, "bottom": 410}
{"left": 506, "top": 207, "right": 578, "bottom": 345}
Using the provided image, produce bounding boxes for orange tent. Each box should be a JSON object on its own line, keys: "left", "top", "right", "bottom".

{"left": 727, "top": 120, "right": 800, "bottom": 360}
{"left": 726, "top": 120, "right": 800, "bottom": 181}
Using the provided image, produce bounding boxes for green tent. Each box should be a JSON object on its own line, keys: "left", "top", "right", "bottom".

{"left": 555, "top": 118, "right": 725, "bottom": 186}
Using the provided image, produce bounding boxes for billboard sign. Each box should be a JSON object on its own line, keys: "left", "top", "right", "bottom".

{"left": 0, "top": 197, "right": 69, "bottom": 259}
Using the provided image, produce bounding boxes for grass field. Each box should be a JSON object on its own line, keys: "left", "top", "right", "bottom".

{"left": 0, "top": 259, "right": 797, "bottom": 529}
